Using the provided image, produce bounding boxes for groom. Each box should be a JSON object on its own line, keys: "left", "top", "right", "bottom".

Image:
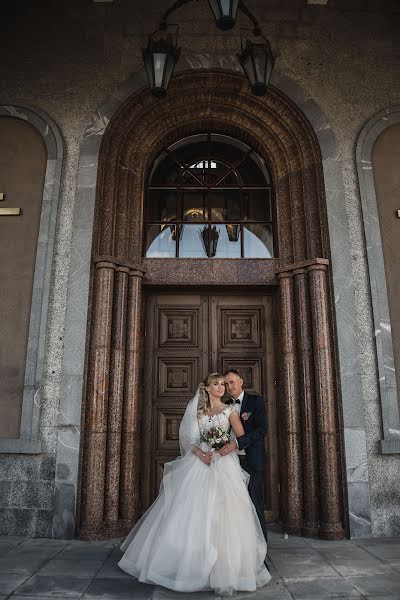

{"left": 220, "top": 369, "right": 268, "bottom": 542}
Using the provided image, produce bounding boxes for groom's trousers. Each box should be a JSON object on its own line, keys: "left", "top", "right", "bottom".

{"left": 239, "top": 456, "right": 268, "bottom": 543}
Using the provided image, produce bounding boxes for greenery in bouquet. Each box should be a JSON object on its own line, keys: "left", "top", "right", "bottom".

{"left": 200, "top": 426, "right": 230, "bottom": 450}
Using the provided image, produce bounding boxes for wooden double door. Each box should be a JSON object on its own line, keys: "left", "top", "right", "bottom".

{"left": 142, "top": 291, "right": 278, "bottom": 521}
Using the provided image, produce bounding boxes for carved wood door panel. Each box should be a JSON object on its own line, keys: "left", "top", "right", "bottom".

{"left": 142, "top": 292, "right": 278, "bottom": 521}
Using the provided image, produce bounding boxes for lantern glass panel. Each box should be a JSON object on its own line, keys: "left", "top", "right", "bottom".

{"left": 153, "top": 52, "right": 167, "bottom": 88}
{"left": 220, "top": 0, "right": 236, "bottom": 16}
{"left": 265, "top": 57, "right": 273, "bottom": 86}
{"left": 208, "top": 0, "right": 238, "bottom": 28}
{"left": 143, "top": 50, "right": 154, "bottom": 87}
{"left": 163, "top": 51, "right": 178, "bottom": 88}
{"left": 242, "top": 52, "right": 256, "bottom": 86}
{"left": 254, "top": 50, "right": 267, "bottom": 82}
{"left": 208, "top": 0, "right": 220, "bottom": 19}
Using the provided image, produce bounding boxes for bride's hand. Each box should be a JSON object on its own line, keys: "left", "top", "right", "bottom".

{"left": 199, "top": 451, "right": 213, "bottom": 465}
{"left": 193, "top": 447, "right": 213, "bottom": 465}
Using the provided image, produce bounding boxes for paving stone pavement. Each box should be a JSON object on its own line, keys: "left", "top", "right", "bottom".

{"left": 0, "top": 528, "right": 399, "bottom": 600}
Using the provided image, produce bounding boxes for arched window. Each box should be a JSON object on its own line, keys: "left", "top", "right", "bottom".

{"left": 145, "top": 134, "right": 274, "bottom": 258}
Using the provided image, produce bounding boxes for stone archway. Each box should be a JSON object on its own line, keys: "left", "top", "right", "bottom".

{"left": 75, "top": 69, "right": 346, "bottom": 541}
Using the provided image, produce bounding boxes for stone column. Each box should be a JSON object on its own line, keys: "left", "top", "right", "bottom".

{"left": 293, "top": 267, "right": 319, "bottom": 536}
{"left": 79, "top": 257, "right": 145, "bottom": 539}
{"left": 119, "top": 267, "right": 145, "bottom": 529}
{"left": 278, "top": 271, "right": 303, "bottom": 533}
{"left": 104, "top": 267, "right": 130, "bottom": 531}
{"left": 308, "top": 262, "right": 344, "bottom": 539}
{"left": 80, "top": 261, "right": 115, "bottom": 536}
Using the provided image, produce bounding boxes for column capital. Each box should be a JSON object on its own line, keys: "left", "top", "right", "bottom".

{"left": 292, "top": 267, "right": 308, "bottom": 276}
{"left": 277, "top": 270, "right": 294, "bottom": 280}
{"left": 94, "top": 255, "right": 146, "bottom": 276}
{"left": 276, "top": 257, "right": 329, "bottom": 275}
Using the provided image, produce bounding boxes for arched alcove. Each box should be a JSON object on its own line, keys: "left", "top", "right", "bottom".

{"left": 0, "top": 104, "right": 63, "bottom": 455}
{"left": 357, "top": 106, "right": 400, "bottom": 456}
{"left": 75, "top": 70, "right": 345, "bottom": 541}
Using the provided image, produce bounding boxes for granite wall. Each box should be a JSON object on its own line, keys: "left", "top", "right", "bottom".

{"left": 1, "top": 0, "right": 400, "bottom": 538}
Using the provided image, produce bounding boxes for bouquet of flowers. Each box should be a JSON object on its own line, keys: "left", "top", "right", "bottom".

{"left": 200, "top": 426, "right": 230, "bottom": 450}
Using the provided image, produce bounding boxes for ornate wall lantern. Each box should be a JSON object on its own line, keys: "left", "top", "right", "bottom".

{"left": 208, "top": 0, "right": 239, "bottom": 30}
{"left": 142, "top": 25, "right": 181, "bottom": 98}
{"left": 143, "top": 0, "right": 274, "bottom": 97}
{"left": 238, "top": 33, "right": 275, "bottom": 96}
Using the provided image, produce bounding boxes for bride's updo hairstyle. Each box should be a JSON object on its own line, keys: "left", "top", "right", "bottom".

{"left": 197, "top": 372, "right": 224, "bottom": 417}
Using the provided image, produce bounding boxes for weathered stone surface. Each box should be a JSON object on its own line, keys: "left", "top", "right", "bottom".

{"left": 0, "top": 0, "right": 399, "bottom": 539}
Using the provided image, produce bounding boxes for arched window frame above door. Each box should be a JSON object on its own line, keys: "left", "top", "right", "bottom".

{"left": 144, "top": 133, "right": 275, "bottom": 260}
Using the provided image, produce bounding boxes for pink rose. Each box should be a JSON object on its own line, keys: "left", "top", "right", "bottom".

{"left": 241, "top": 412, "right": 251, "bottom": 421}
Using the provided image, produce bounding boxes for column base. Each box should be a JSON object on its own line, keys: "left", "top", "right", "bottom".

{"left": 77, "top": 519, "right": 136, "bottom": 541}
{"left": 318, "top": 521, "right": 345, "bottom": 540}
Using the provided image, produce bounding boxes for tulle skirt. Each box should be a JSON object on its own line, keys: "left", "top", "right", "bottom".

{"left": 118, "top": 449, "right": 271, "bottom": 594}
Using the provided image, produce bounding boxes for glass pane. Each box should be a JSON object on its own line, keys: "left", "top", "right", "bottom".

{"left": 237, "top": 155, "right": 270, "bottom": 185}
{"left": 209, "top": 141, "right": 244, "bottom": 163}
{"left": 212, "top": 167, "right": 239, "bottom": 187}
{"left": 150, "top": 155, "right": 181, "bottom": 185}
{"left": 145, "top": 224, "right": 177, "bottom": 257}
{"left": 208, "top": 160, "right": 235, "bottom": 185}
{"left": 212, "top": 224, "right": 241, "bottom": 258}
{"left": 147, "top": 189, "right": 177, "bottom": 222}
{"left": 179, "top": 224, "right": 209, "bottom": 258}
{"left": 181, "top": 166, "right": 207, "bottom": 185}
{"left": 211, "top": 190, "right": 240, "bottom": 221}
{"left": 182, "top": 190, "right": 208, "bottom": 221}
{"left": 243, "top": 224, "right": 274, "bottom": 258}
{"left": 173, "top": 141, "right": 209, "bottom": 168}
{"left": 243, "top": 189, "right": 271, "bottom": 221}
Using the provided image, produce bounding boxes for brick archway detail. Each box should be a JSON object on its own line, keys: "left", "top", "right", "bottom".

{"left": 77, "top": 70, "right": 345, "bottom": 540}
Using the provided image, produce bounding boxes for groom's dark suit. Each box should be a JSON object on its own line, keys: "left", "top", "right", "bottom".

{"left": 228, "top": 392, "right": 268, "bottom": 541}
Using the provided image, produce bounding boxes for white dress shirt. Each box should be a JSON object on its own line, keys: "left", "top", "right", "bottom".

{"left": 231, "top": 391, "right": 246, "bottom": 455}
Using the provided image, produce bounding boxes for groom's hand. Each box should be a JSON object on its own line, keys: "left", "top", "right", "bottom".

{"left": 219, "top": 441, "right": 237, "bottom": 457}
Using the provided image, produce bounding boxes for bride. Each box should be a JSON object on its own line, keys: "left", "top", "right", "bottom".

{"left": 118, "top": 372, "right": 271, "bottom": 595}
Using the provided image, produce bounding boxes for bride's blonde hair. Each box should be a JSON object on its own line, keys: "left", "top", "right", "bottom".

{"left": 197, "top": 372, "right": 225, "bottom": 417}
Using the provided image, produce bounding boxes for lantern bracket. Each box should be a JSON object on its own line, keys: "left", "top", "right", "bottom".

{"left": 143, "top": 0, "right": 273, "bottom": 97}
{"left": 238, "top": 0, "right": 260, "bottom": 34}
{"left": 239, "top": 26, "right": 268, "bottom": 51}
{"left": 160, "top": 0, "right": 197, "bottom": 29}
{"left": 159, "top": 0, "right": 261, "bottom": 33}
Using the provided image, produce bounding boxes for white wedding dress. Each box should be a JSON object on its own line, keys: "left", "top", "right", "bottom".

{"left": 118, "top": 402, "right": 271, "bottom": 595}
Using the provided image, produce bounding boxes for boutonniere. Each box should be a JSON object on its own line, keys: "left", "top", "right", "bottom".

{"left": 241, "top": 412, "right": 251, "bottom": 421}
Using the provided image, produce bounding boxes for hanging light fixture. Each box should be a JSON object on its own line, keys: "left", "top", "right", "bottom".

{"left": 200, "top": 225, "right": 220, "bottom": 257}
{"left": 226, "top": 223, "right": 240, "bottom": 242}
{"left": 142, "top": 24, "right": 181, "bottom": 98}
{"left": 142, "top": 0, "right": 274, "bottom": 97}
{"left": 238, "top": 30, "right": 275, "bottom": 96}
{"left": 208, "top": 0, "right": 239, "bottom": 31}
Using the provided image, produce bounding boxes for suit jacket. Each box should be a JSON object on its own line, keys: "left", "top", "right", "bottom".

{"left": 229, "top": 392, "right": 267, "bottom": 472}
